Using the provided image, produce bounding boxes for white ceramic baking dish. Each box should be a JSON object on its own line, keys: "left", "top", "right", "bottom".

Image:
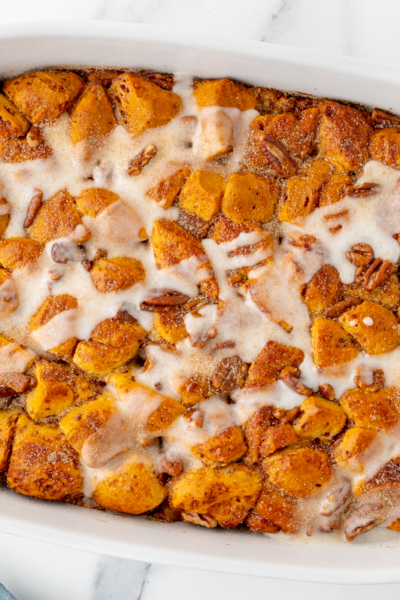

{"left": 1, "top": 21, "right": 400, "bottom": 584}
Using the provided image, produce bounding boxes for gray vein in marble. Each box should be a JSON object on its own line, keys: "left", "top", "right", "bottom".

{"left": 92, "top": 556, "right": 150, "bottom": 600}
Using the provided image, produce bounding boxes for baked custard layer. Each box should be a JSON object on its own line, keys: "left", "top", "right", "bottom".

{"left": 1, "top": 69, "right": 400, "bottom": 541}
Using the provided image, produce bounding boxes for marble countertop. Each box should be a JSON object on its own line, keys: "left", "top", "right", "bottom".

{"left": 2, "top": 0, "right": 400, "bottom": 598}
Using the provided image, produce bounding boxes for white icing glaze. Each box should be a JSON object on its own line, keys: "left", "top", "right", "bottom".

{"left": 0, "top": 342, "right": 35, "bottom": 374}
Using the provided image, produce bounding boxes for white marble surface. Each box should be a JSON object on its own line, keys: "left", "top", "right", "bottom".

{"left": 2, "top": 0, "right": 400, "bottom": 598}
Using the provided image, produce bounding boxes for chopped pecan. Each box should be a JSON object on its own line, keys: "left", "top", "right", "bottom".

{"left": 259, "top": 134, "right": 297, "bottom": 178}
{"left": 127, "top": 144, "right": 157, "bottom": 176}
{"left": 184, "top": 297, "right": 209, "bottom": 314}
{"left": 344, "top": 183, "right": 379, "bottom": 197}
{"left": 346, "top": 243, "right": 374, "bottom": 267}
{"left": 279, "top": 366, "right": 313, "bottom": 396}
{"left": 212, "top": 340, "right": 236, "bottom": 351}
{"left": 324, "top": 296, "right": 363, "bottom": 318}
{"left": 290, "top": 235, "right": 316, "bottom": 249}
{"left": 362, "top": 258, "right": 397, "bottom": 291}
{"left": 23, "top": 188, "right": 43, "bottom": 229}
{"left": 354, "top": 369, "right": 385, "bottom": 393}
{"left": 51, "top": 242, "right": 85, "bottom": 264}
{"left": 141, "top": 291, "right": 190, "bottom": 312}
{"left": 0, "top": 373, "right": 36, "bottom": 393}
{"left": 329, "top": 225, "right": 342, "bottom": 235}
{"left": 371, "top": 108, "right": 400, "bottom": 127}
{"left": 226, "top": 271, "right": 247, "bottom": 288}
{"left": 275, "top": 406, "right": 300, "bottom": 424}
{"left": 159, "top": 455, "right": 183, "bottom": 476}
{"left": 92, "top": 248, "right": 108, "bottom": 260}
{"left": 112, "top": 309, "right": 137, "bottom": 324}
{"left": 318, "top": 383, "right": 335, "bottom": 402}
{"left": 211, "top": 356, "right": 248, "bottom": 392}
{"left": 81, "top": 259, "right": 93, "bottom": 272}
{"left": 143, "top": 72, "right": 174, "bottom": 91}
{"left": 181, "top": 511, "right": 217, "bottom": 529}
{"left": 26, "top": 126, "right": 44, "bottom": 148}
{"left": 178, "top": 211, "right": 210, "bottom": 240}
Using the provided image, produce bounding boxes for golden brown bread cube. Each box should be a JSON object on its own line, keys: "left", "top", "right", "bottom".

{"left": 319, "top": 171, "right": 352, "bottom": 207}
{"left": 339, "top": 387, "right": 400, "bottom": 431}
{"left": 302, "top": 264, "right": 342, "bottom": 315}
{"left": 152, "top": 309, "right": 187, "bottom": 344}
{"left": 0, "top": 237, "right": 43, "bottom": 270}
{"left": 246, "top": 108, "right": 319, "bottom": 168}
{"left": 278, "top": 159, "right": 332, "bottom": 224}
{"left": 222, "top": 171, "right": 278, "bottom": 223}
{"left": 108, "top": 72, "right": 182, "bottom": 137}
{"left": 169, "top": 463, "right": 263, "bottom": 528}
{"left": 0, "top": 93, "right": 30, "bottom": 139}
{"left": 110, "top": 374, "right": 186, "bottom": 435}
{"left": 339, "top": 301, "right": 400, "bottom": 355}
{"left": 29, "top": 189, "right": 89, "bottom": 243}
{"left": 147, "top": 166, "right": 191, "bottom": 209}
{"left": 73, "top": 318, "right": 147, "bottom": 377}
{"left": 193, "top": 78, "right": 256, "bottom": 111}
{"left": 259, "top": 423, "right": 297, "bottom": 457}
{"left": 263, "top": 444, "right": 332, "bottom": 498}
{"left": 0, "top": 408, "right": 20, "bottom": 472}
{"left": 334, "top": 427, "right": 379, "bottom": 471}
{"left": 293, "top": 396, "right": 346, "bottom": 440}
{"left": 343, "top": 275, "right": 400, "bottom": 310}
{"left": 244, "top": 341, "right": 304, "bottom": 389}
{"left": 243, "top": 406, "right": 275, "bottom": 464}
{"left": 70, "top": 83, "right": 117, "bottom": 145}
{"left": 25, "top": 359, "right": 97, "bottom": 420}
{"left": 92, "top": 457, "right": 166, "bottom": 514}
{"left": 76, "top": 187, "right": 120, "bottom": 217}
{"left": 29, "top": 294, "right": 79, "bottom": 360}
{"left": 246, "top": 483, "right": 299, "bottom": 533}
{"left": 0, "top": 137, "right": 52, "bottom": 162}
{"left": 318, "top": 101, "right": 372, "bottom": 170}
{"left": 7, "top": 414, "right": 82, "bottom": 500}
{"left": 311, "top": 316, "right": 360, "bottom": 370}
{"left": 90, "top": 257, "right": 145, "bottom": 293}
{"left": 370, "top": 127, "right": 400, "bottom": 168}
{"left": 192, "top": 426, "right": 247, "bottom": 466}
{"left": 3, "top": 70, "right": 84, "bottom": 124}
{"left": 59, "top": 394, "right": 125, "bottom": 467}
{"left": 179, "top": 170, "right": 226, "bottom": 221}
{"left": 178, "top": 374, "right": 209, "bottom": 406}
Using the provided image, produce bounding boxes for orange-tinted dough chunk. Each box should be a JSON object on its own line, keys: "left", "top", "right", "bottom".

{"left": 340, "top": 387, "right": 400, "bottom": 432}
{"left": 293, "top": 396, "right": 346, "bottom": 440}
{"left": 246, "top": 483, "right": 299, "bottom": 533}
{"left": 7, "top": 414, "right": 82, "bottom": 500}
{"left": 109, "top": 72, "right": 182, "bottom": 137}
{"left": 370, "top": 127, "right": 400, "bottom": 168}
{"left": 0, "top": 137, "right": 51, "bottom": 162}
{"left": 147, "top": 166, "right": 191, "bottom": 209}
{"left": 222, "top": 171, "right": 278, "bottom": 223}
{"left": 244, "top": 341, "right": 304, "bottom": 389}
{"left": 76, "top": 187, "right": 120, "bottom": 217}
{"left": 71, "top": 83, "right": 117, "bottom": 145}
{"left": 90, "top": 257, "right": 145, "bottom": 293}
{"left": 192, "top": 426, "right": 248, "bottom": 466}
{"left": 302, "top": 264, "right": 342, "bottom": 315}
{"left": 0, "top": 93, "right": 30, "bottom": 140}
{"left": 0, "top": 238, "right": 43, "bottom": 270}
{"left": 193, "top": 78, "right": 256, "bottom": 111}
{"left": 311, "top": 316, "right": 360, "bottom": 369}
{"left": 29, "top": 189, "right": 89, "bottom": 243}
{"left": 179, "top": 170, "right": 226, "bottom": 221}
{"left": 0, "top": 408, "right": 20, "bottom": 472}
{"left": 3, "top": 70, "right": 84, "bottom": 124}
{"left": 339, "top": 301, "right": 400, "bottom": 355}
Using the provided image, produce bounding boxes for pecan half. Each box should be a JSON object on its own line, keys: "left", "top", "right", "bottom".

{"left": 127, "top": 143, "right": 157, "bottom": 176}
{"left": 324, "top": 296, "right": 363, "bottom": 318}
{"left": 211, "top": 356, "right": 248, "bottom": 391}
{"left": 371, "top": 108, "right": 400, "bottom": 127}
{"left": 279, "top": 366, "right": 313, "bottom": 396}
{"left": 51, "top": 242, "right": 85, "bottom": 264}
{"left": 144, "top": 72, "right": 174, "bottom": 91}
{"left": 181, "top": 511, "right": 217, "bottom": 529}
{"left": 178, "top": 211, "right": 210, "bottom": 240}
{"left": 212, "top": 340, "right": 236, "bottom": 351}
{"left": 0, "top": 373, "right": 36, "bottom": 394}
{"left": 346, "top": 243, "right": 374, "bottom": 267}
{"left": 344, "top": 183, "right": 379, "bottom": 197}
{"left": 259, "top": 134, "right": 297, "bottom": 178}
{"left": 318, "top": 383, "right": 335, "bottom": 402}
{"left": 363, "top": 258, "right": 397, "bottom": 291}
{"left": 159, "top": 455, "right": 183, "bottom": 477}
{"left": 26, "top": 126, "right": 44, "bottom": 148}
{"left": 141, "top": 291, "right": 190, "bottom": 312}
{"left": 23, "top": 188, "right": 43, "bottom": 229}
{"left": 112, "top": 309, "right": 137, "bottom": 324}
{"left": 354, "top": 369, "right": 385, "bottom": 393}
